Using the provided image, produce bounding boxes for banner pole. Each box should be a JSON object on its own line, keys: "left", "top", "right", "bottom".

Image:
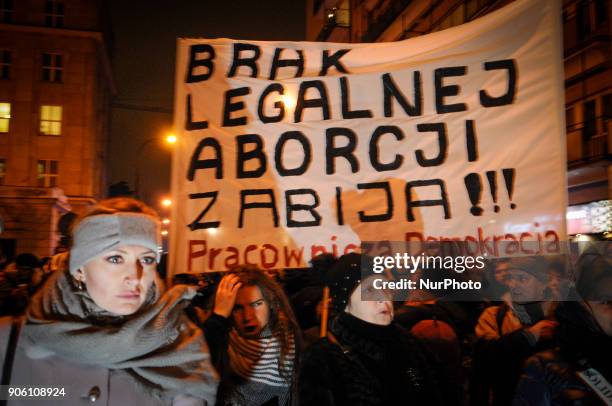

{"left": 320, "top": 286, "right": 330, "bottom": 338}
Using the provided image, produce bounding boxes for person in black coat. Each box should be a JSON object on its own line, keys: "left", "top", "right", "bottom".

{"left": 513, "top": 251, "right": 612, "bottom": 405}
{"left": 298, "top": 253, "right": 456, "bottom": 406}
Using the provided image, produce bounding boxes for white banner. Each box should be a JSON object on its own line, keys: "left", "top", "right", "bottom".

{"left": 170, "top": 0, "right": 567, "bottom": 274}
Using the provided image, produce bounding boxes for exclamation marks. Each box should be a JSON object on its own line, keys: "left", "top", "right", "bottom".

{"left": 502, "top": 168, "right": 516, "bottom": 210}
{"left": 464, "top": 173, "right": 483, "bottom": 216}
{"left": 464, "top": 169, "right": 516, "bottom": 216}
{"left": 486, "top": 171, "right": 499, "bottom": 213}
{"left": 466, "top": 120, "right": 478, "bottom": 162}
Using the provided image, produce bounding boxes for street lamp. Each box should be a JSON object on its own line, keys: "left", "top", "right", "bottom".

{"left": 165, "top": 134, "right": 177, "bottom": 144}
{"left": 134, "top": 134, "right": 176, "bottom": 201}
{"left": 281, "top": 94, "right": 296, "bottom": 110}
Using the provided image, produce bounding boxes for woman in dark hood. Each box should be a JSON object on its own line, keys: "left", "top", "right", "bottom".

{"left": 298, "top": 253, "right": 456, "bottom": 405}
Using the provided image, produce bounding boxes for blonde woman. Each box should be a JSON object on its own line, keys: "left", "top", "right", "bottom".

{"left": 0, "top": 198, "right": 218, "bottom": 405}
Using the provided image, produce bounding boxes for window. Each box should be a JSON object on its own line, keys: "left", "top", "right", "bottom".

{"left": 39, "top": 105, "right": 62, "bottom": 135}
{"left": 595, "top": 0, "right": 607, "bottom": 25}
{"left": 466, "top": 0, "right": 479, "bottom": 19}
{"left": 465, "top": 0, "right": 489, "bottom": 20}
{"left": 45, "top": 0, "right": 64, "bottom": 28}
{"left": 0, "top": 102, "right": 10, "bottom": 133}
{"left": 576, "top": 0, "right": 608, "bottom": 41}
{"left": 37, "top": 160, "right": 58, "bottom": 187}
{"left": 42, "top": 53, "right": 62, "bottom": 82}
{"left": 583, "top": 99, "right": 597, "bottom": 139}
{"left": 450, "top": 5, "right": 465, "bottom": 27}
{"left": 566, "top": 106, "right": 575, "bottom": 129}
{"left": 603, "top": 94, "right": 612, "bottom": 120}
{"left": 0, "top": 50, "right": 9, "bottom": 79}
{"left": 0, "top": 159, "right": 5, "bottom": 185}
{"left": 0, "top": 0, "right": 12, "bottom": 23}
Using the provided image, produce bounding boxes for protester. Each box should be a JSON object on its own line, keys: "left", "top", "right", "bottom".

{"left": 484, "top": 258, "right": 511, "bottom": 301}
{"left": 0, "top": 253, "right": 46, "bottom": 315}
{"left": 513, "top": 251, "right": 612, "bottom": 405}
{"left": 289, "top": 253, "right": 336, "bottom": 331}
{"left": 0, "top": 197, "right": 218, "bottom": 405}
{"left": 202, "top": 266, "right": 300, "bottom": 406}
{"left": 4, "top": 253, "right": 44, "bottom": 292}
{"left": 298, "top": 253, "right": 455, "bottom": 405}
{"left": 396, "top": 284, "right": 475, "bottom": 404}
{"left": 544, "top": 256, "right": 570, "bottom": 301}
{"left": 471, "top": 256, "right": 558, "bottom": 406}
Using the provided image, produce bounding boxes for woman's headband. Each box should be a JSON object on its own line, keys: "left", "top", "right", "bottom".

{"left": 69, "top": 213, "right": 161, "bottom": 275}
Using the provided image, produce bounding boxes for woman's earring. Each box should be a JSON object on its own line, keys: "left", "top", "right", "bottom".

{"left": 74, "top": 272, "right": 85, "bottom": 291}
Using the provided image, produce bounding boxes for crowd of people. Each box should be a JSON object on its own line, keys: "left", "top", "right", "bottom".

{"left": 0, "top": 197, "right": 609, "bottom": 406}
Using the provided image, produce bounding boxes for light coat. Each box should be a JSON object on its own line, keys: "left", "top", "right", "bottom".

{"left": 0, "top": 316, "right": 209, "bottom": 406}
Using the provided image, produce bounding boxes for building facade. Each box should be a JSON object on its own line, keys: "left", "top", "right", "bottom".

{"left": 307, "top": 0, "right": 612, "bottom": 235}
{"left": 0, "top": 0, "right": 114, "bottom": 259}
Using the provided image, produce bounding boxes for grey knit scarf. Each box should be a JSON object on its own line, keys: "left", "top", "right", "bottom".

{"left": 23, "top": 270, "right": 218, "bottom": 402}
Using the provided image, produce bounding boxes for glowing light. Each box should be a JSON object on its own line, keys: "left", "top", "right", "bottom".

{"left": 161, "top": 198, "right": 172, "bottom": 208}
{"left": 281, "top": 95, "right": 296, "bottom": 110}
{"left": 165, "top": 134, "right": 177, "bottom": 144}
{"left": 207, "top": 228, "right": 218, "bottom": 235}
{"left": 161, "top": 230, "right": 169, "bottom": 236}
{"left": 162, "top": 218, "right": 170, "bottom": 225}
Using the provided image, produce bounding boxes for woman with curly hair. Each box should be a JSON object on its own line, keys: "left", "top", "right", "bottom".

{"left": 202, "top": 267, "right": 301, "bottom": 406}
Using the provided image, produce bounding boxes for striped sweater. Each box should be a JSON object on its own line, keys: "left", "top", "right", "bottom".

{"left": 228, "top": 329, "right": 295, "bottom": 387}
{"left": 202, "top": 313, "right": 296, "bottom": 406}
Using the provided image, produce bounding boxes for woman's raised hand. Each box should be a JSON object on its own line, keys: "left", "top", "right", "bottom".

{"left": 213, "top": 274, "right": 242, "bottom": 318}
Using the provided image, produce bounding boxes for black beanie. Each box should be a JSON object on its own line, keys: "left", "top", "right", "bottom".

{"left": 327, "top": 253, "right": 373, "bottom": 312}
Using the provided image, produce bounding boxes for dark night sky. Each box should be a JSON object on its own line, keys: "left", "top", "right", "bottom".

{"left": 108, "top": 0, "right": 306, "bottom": 209}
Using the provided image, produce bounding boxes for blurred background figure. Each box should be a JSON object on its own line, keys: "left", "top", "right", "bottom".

{"left": 514, "top": 251, "right": 612, "bottom": 405}
{"left": 471, "top": 256, "right": 558, "bottom": 406}
{"left": 0, "top": 253, "right": 44, "bottom": 315}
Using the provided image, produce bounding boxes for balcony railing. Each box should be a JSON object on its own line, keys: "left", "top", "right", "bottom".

{"left": 361, "top": 0, "right": 412, "bottom": 42}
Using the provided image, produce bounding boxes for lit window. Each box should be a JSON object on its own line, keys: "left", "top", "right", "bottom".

{"left": 0, "top": 0, "right": 12, "bottom": 23}
{"left": 0, "top": 102, "right": 10, "bottom": 133}
{"left": 0, "top": 50, "right": 10, "bottom": 79}
{"left": 0, "top": 159, "right": 5, "bottom": 185}
{"left": 42, "top": 53, "right": 63, "bottom": 82}
{"left": 39, "top": 105, "right": 62, "bottom": 136}
{"left": 45, "top": 0, "right": 64, "bottom": 28}
{"left": 37, "top": 160, "right": 58, "bottom": 187}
